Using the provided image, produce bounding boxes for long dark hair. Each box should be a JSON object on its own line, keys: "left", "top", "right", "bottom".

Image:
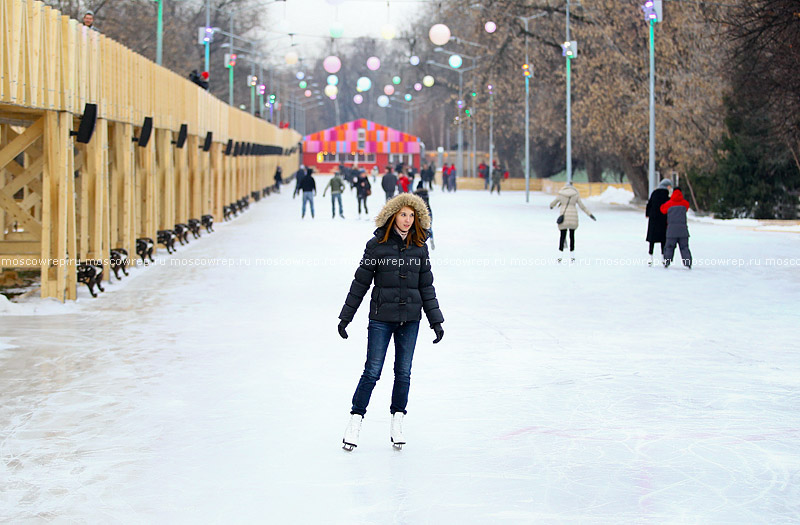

{"left": 379, "top": 208, "right": 426, "bottom": 248}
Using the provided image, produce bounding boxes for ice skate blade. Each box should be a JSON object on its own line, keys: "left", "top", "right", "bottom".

{"left": 342, "top": 442, "right": 356, "bottom": 451}
{"left": 392, "top": 443, "right": 404, "bottom": 450}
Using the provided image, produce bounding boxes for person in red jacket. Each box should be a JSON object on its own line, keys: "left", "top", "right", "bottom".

{"left": 397, "top": 171, "right": 410, "bottom": 193}
{"left": 660, "top": 187, "right": 693, "bottom": 269}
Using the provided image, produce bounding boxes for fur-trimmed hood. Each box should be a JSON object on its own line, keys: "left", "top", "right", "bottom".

{"left": 374, "top": 193, "right": 431, "bottom": 230}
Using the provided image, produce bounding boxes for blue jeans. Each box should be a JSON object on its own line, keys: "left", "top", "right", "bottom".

{"left": 351, "top": 320, "right": 420, "bottom": 416}
{"left": 331, "top": 193, "right": 343, "bottom": 216}
{"left": 302, "top": 191, "right": 314, "bottom": 217}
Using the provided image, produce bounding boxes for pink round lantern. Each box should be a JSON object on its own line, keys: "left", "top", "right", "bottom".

{"left": 323, "top": 56, "right": 342, "bottom": 74}
{"left": 384, "top": 85, "right": 395, "bottom": 96}
{"left": 304, "top": 89, "right": 312, "bottom": 97}
{"left": 485, "top": 21, "right": 497, "bottom": 34}
{"left": 414, "top": 83, "right": 423, "bottom": 91}
{"left": 366, "top": 56, "right": 381, "bottom": 71}
{"left": 353, "top": 94, "right": 364, "bottom": 105}
{"left": 429, "top": 24, "right": 451, "bottom": 46}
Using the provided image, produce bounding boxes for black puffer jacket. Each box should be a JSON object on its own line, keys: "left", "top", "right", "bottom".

{"left": 339, "top": 227, "right": 444, "bottom": 325}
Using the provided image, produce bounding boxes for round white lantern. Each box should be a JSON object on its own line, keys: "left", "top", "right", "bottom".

{"left": 323, "top": 56, "right": 342, "bottom": 74}
{"left": 356, "top": 76, "right": 372, "bottom": 92}
{"left": 429, "top": 24, "right": 451, "bottom": 46}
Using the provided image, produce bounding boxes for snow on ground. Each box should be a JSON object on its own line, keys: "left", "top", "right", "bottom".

{"left": 1, "top": 179, "right": 799, "bottom": 523}
{"left": 585, "top": 186, "right": 636, "bottom": 206}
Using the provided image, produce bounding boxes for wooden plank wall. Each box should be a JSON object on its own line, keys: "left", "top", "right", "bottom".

{"left": 0, "top": 0, "right": 301, "bottom": 301}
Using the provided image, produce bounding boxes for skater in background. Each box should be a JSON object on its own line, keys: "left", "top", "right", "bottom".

{"left": 371, "top": 165, "right": 379, "bottom": 183}
{"left": 381, "top": 166, "right": 397, "bottom": 202}
{"left": 423, "top": 164, "right": 435, "bottom": 190}
{"left": 274, "top": 165, "right": 283, "bottom": 193}
{"left": 479, "top": 161, "right": 489, "bottom": 189}
{"left": 645, "top": 178, "right": 672, "bottom": 265}
{"left": 414, "top": 181, "right": 435, "bottom": 250}
{"left": 550, "top": 182, "right": 596, "bottom": 262}
{"left": 356, "top": 171, "right": 372, "bottom": 218}
{"left": 490, "top": 163, "right": 503, "bottom": 194}
{"left": 660, "top": 187, "right": 693, "bottom": 269}
{"left": 299, "top": 167, "right": 316, "bottom": 219}
{"left": 441, "top": 164, "right": 450, "bottom": 192}
{"left": 447, "top": 163, "right": 457, "bottom": 192}
{"left": 292, "top": 165, "right": 306, "bottom": 199}
{"left": 323, "top": 171, "right": 346, "bottom": 219}
{"left": 397, "top": 170, "right": 410, "bottom": 193}
{"left": 338, "top": 193, "right": 445, "bottom": 451}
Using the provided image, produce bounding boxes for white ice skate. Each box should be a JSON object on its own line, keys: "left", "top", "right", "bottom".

{"left": 342, "top": 414, "right": 363, "bottom": 451}
{"left": 390, "top": 412, "right": 406, "bottom": 449}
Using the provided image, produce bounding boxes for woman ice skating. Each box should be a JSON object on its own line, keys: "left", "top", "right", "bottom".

{"left": 549, "top": 183, "right": 596, "bottom": 262}
{"left": 660, "top": 187, "right": 693, "bottom": 269}
{"left": 338, "top": 194, "right": 445, "bottom": 451}
{"left": 356, "top": 172, "right": 372, "bottom": 218}
{"left": 645, "top": 179, "right": 672, "bottom": 265}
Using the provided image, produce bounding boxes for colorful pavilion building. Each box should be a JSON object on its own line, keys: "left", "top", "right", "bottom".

{"left": 302, "top": 119, "right": 423, "bottom": 173}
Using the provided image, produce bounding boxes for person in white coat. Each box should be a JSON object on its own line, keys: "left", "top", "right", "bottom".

{"left": 549, "top": 183, "right": 596, "bottom": 261}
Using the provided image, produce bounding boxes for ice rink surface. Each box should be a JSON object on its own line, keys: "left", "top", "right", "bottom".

{"left": 2, "top": 179, "right": 799, "bottom": 523}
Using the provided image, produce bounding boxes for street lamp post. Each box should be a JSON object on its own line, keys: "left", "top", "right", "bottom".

{"left": 519, "top": 12, "right": 548, "bottom": 202}
{"left": 155, "top": 0, "right": 164, "bottom": 65}
{"left": 642, "top": 0, "right": 663, "bottom": 195}
{"left": 560, "top": 2, "right": 578, "bottom": 185}
{"left": 488, "top": 84, "right": 494, "bottom": 190}
{"left": 428, "top": 51, "right": 480, "bottom": 186}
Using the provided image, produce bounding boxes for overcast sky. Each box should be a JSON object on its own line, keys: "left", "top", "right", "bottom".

{"left": 261, "top": 0, "right": 428, "bottom": 60}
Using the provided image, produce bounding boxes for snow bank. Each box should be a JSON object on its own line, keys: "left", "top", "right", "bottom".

{"left": 0, "top": 293, "right": 81, "bottom": 316}
{"left": 585, "top": 186, "right": 635, "bottom": 206}
{"left": 689, "top": 214, "right": 800, "bottom": 232}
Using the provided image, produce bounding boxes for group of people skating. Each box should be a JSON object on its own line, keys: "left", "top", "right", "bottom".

{"left": 293, "top": 162, "right": 438, "bottom": 224}
{"left": 646, "top": 179, "right": 693, "bottom": 268}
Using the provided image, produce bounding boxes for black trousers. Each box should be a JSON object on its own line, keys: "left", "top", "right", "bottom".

{"left": 648, "top": 241, "right": 665, "bottom": 255}
{"left": 358, "top": 197, "right": 368, "bottom": 214}
{"left": 559, "top": 229, "right": 576, "bottom": 251}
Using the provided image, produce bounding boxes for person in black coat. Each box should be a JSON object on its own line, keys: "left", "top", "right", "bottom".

{"left": 338, "top": 193, "right": 444, "bottom": 450}
{"left": 356, "top": 172, "right": 372, "bottom": 217}
{"left": 381, "top": 167, "right": 398, "bottom": 202}
{"left": 646, "top": 178, "right": 672, "bottom": 265}
{"left": 298, "top": 167, "right": 316, "bottom": 218}
{"left": 274, "top": 166, "right": 283, "bottom": 192}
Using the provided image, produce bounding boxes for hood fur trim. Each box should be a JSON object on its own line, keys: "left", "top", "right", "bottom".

{"left": 374, "top": 193, "right": 431, "bottom": 230}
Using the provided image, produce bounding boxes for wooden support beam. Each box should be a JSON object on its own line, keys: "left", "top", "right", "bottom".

{"left": 0, "top": 185, "right": 42, "bottom": 237}
{"left": 0, "top": 116, "right": 43, "bottom": 171}
{"left": 0, "top": 240, "right": 40, "bottom": 254}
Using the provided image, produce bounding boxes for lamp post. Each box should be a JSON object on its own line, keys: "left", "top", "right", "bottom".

{"left": 428, "top": 51, "right": 480, "bottom": 184}
{"left": 518, "top": 12, "right": 548, "bottom": 202}
{"left": 560, "top": 2, "right": 578, "bottom": 184}
{"left": 641, "top": 0, "right": 663, "bottom": 195}
{"left": 155, "top": 0, "right": 164, "bottom": 65}
{"left": 488, "top": 83, "right": 494, "bottom": 190}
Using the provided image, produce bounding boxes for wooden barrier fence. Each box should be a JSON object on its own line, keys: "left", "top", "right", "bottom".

{"left": 1, "top": 0, "right": 300, "bottom": 301}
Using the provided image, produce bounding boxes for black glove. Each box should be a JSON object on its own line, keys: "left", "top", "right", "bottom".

{"left": 432, "top": 323, "right": 444, "bottom": 344}
{"left": 590, "top": 214, "right": 597, "bottom": 221}
{"left": 338, "top": 320, "right": 349, "bottom": 339}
